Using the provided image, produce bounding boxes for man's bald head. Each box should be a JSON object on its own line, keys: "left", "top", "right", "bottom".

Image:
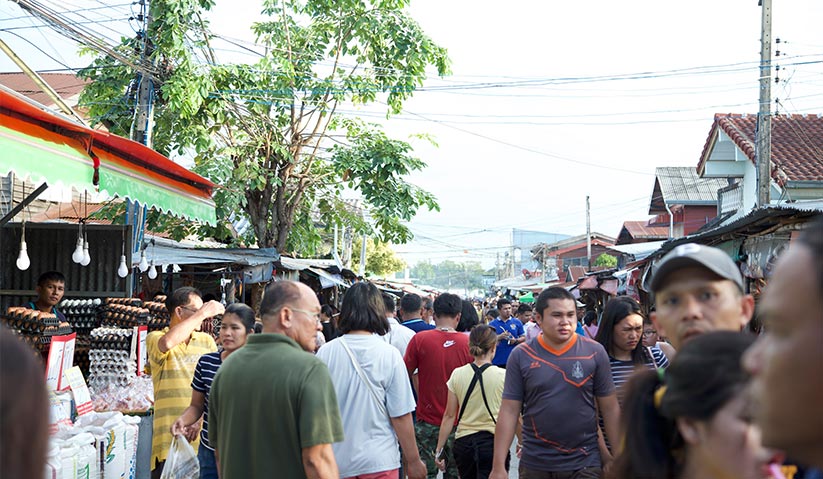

{"left": 260, "top": 281, "right": 303, "bottom": 323}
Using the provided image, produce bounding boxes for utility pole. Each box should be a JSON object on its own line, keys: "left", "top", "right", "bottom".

{"left": 756, "top": 0, "right": 773, "bottom": 207}
{"left": 131, "top": 0, "right": 155, "bottom": 148}
{"left": 586, "top": 195, "right": 592, "bottom": 270}
{"left": 128, "top": 0, "right": 153, "bottom": 296}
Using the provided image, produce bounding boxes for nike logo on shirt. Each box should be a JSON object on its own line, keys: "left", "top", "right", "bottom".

{"left": 443, "top": 340, "right": 455, "bottom": 348}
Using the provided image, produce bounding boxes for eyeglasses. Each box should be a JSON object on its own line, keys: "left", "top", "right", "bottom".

{"left": 180, "top": 305, "right": 200, "bottom": 314}
{"left": 642, "top": 330, "right": 657, "bottom": 337}
{"left": 290, "top": 307, "right": 321, "bottom": 324}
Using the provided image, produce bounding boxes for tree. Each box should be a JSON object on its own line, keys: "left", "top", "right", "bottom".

{"left": 594, "top": 253, "right": 618, "bottom": 268}
{"left": 410, "top": 260, "right": 485, "bottom": 291}
{"left": 350, "top": 238, "right": 406, "bottom": 277}
{"left": 78, "top": 0, "right": 449, "bottom": 254}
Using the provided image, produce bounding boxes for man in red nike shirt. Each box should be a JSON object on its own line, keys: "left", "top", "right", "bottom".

{"left": 405, "top": 293, "right": 472, "bottom": 479}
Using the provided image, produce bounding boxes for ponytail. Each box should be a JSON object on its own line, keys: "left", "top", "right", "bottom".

{"left": 610, "top": 369, "right": 681, "bottom": 479}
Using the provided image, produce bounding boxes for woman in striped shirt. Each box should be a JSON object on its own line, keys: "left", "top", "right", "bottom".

{"left": 172, "top": 303, "right": 256, "bottom": 479}
{"left": 595, "top": 296, "right": 669, "bottom": 462}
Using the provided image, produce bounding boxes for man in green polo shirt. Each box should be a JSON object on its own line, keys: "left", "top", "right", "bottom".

{"left": 209, "top": 281, "right": 344, "bottom": 479}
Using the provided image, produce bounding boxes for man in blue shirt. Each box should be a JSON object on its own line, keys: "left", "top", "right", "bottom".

{"left": 488, "top": 298, "right": 525, "bottom": 368}
{"left": 400, "top": 294, "right": 435, "bottom": 333}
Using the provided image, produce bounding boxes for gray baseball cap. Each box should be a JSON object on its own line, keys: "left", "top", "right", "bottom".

{"left": 650, "top": 243, "right": 744, "bottom": 292}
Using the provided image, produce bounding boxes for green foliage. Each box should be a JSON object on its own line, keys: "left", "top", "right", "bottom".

{"left": 594, "top": 253, "right": 618, "bottom": 268}
{"left": 77, "top": 0, "right": 449, "bottom": 252}
{"left": 351, "top": 238, "right": 406, "bottom": 277}
{"left": 410, "top": 260, "right": 486, "bottom": 291}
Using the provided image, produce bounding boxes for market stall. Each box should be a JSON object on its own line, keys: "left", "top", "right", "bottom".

{"left": 1, "top": 85, "right": 217, "bottom": 479}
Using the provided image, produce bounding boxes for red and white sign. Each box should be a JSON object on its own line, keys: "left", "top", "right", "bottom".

{"left": 45, "top": 333, "right": 76, "bottom": 391}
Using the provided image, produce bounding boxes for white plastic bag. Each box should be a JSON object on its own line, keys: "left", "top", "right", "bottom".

{"left": 159, "top": 435, "right": 199, "bottom": 479}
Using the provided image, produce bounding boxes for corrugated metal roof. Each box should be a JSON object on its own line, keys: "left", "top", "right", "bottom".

{"left": 655, "top": 167, "right": 729, "bottom": 204}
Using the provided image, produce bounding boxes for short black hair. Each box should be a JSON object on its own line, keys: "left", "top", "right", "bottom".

{"left": 400, "top": 293, "right": 422, "bottom": 314}
{"left": 422, "top": 297, "right": 433, "bottom": 310}
{"left": 225, "top": 303, "right": 256, "bottom": 333}
{"left": 166, "top": 286, "right": 202, "bottom": 314}
{"left": 496, "top": 298, "right": 511, "bottom": 307}
{"left": 260, "top": 281, "right": 303, "bottom": 320}
{"left": 516, "top": 303, "right": 533, "bottom": 315}
{"left": 321, "top": 304, "right": 335, "bottom": 318}
{"left": 534, "top": 287, "right": 575, "bottom": 317}
{"left": 36, "top": 271, "right": 64, "bottom": 286}
{"left": 339, "top": 282, "right": 389, "bottom": 335}
{"left": 382, "top": 295, "right": 396, "bottom": 316}
{"left": 434, "top": 293, "right": 462, "bottom": 318}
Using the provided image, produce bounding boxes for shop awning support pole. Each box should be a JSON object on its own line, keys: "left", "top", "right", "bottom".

{"left": 0, "top": 182, "right": 48, "bottom": 227}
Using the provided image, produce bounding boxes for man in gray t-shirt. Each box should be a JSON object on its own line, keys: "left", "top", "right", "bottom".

{"left": 490, "top": 287, "right": 620, "bottom": 479}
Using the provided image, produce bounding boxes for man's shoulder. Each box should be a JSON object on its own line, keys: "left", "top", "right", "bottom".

{"left": 576, "top": 334, "right": 607, "bottom": 353}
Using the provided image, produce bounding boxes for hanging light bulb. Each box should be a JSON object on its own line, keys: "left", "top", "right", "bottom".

{"left": 16, "top": 222, "right": 30, "bottom": 271}
{"left": 147, "top": 260, "right": 158, "bottom": 279}
{"left": 72, "top": 223, "right": 84, "bottom": 263}
{"left": 138, "top": 249, "right": 149, "bottom": 272}
{"left": 81, "top": 234, "right": 91, "bottom": 266}
{"left": 117, "top": 255, "right": 129, "bottom": 278}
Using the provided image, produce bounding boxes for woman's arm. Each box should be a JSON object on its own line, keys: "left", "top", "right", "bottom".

{"left": 434, "top": 389, "right": 459, "bottom": 471}
{"left": 171, "top": 389, "right": 206, "bottom": 441}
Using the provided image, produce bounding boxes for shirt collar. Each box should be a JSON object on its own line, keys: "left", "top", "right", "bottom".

{"left": 247, "top": 332, "right": 304, "bottom": 350}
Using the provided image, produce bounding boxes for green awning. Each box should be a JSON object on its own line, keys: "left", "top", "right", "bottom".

{"left": 0, "top": 123, "right": 96, "bottom": 193}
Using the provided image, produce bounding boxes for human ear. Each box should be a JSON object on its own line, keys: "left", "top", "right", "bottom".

{"left": 676, "top": 417, "right": 702, "bottom": 445}
{"left": 650, "top": 312, "right": 667, "bottom": 339}
{"left": 740, "top": 294, "right": 755, "bottom": 330}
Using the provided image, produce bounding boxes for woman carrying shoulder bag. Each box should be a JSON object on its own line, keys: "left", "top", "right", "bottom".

{"left": 434, "top": 325, "right": 509, "bottom": 479}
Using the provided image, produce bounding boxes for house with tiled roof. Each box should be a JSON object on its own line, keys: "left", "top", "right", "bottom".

{"left": 698, "top": 113, "right": 823, "bottom": 220}
{"left": 0, "top": 72, "right": 90, "bottom": 109}
{"left": 616, "top": 167, "right": 727, "bottom": 244}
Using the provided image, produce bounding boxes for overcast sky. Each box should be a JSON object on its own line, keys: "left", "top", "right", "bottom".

{"left": 2, "top": 0, "right": 822, "bottom": 268}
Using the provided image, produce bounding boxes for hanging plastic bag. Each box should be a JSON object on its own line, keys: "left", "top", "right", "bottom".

{"left": 159, "top": 435, "right": 199, "bottom": 479}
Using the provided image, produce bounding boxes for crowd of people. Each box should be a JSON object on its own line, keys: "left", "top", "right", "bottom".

{"left": 2, "top": 217, "right": 822, "bottom": 479}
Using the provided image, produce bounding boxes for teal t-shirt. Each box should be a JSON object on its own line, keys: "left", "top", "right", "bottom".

{"left": 209, "top": 333, "right": 344, "bottom": 479}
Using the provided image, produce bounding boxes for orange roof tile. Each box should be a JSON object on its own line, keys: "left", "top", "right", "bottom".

{"left": 698, "top": 113, "right": 823, "bottom": 183}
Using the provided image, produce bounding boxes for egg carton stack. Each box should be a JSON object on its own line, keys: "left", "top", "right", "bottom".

{"left": 87, "top": 327, "right": 136, "bottom": 390}
{"left": 60, "top": 299, "right": 103, "bottom": 335}
{"left": 144, "top": 301, "right": 169, "bottom": 331}
{"left": 59, "top": 299, "right": 102, "bottom": 376}
{"left": 1, "top": 307, "right": 72, "bottom": 354}
{"left": 98, "top": 300, "right": 149, "bottom": 329}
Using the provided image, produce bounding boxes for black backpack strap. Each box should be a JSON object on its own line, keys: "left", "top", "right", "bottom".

{"left": 457, "top": 363, "right": 495, "bottom": 425}
{"left": 474, "top": 364, "right": 497, "bottom": 424}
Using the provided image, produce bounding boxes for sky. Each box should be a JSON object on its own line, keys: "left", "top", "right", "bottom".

{"left": 2, "top": 0, "right": 822, "bottom": 269}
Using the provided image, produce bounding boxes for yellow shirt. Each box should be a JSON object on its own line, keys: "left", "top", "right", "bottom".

{"left": 146, "top": 328, "right": 216, "bottom": 466}
{"left": 447, "top": 363, "right": 506, "bottom": 439}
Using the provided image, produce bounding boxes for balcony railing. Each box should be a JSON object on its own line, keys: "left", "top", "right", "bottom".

{"left": 718, "top": 182, "right": 743, "bottom": 216}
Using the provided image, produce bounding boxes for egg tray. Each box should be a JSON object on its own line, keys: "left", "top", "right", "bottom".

{"left": 98, "top": 304, "right": 150, "bottom": 328}
{"left": 144, "top": 301, "right": 169, "bottom": 320}
{"left": 147, "top": 316, "right": 170, "bottom": 332}
{"left": 105, "top": 297, "right": 143, "bottom": 307}
{"left": 60, "top": 298, "right": 103, "bottom": 333}
{"left": 2, "top": 307, "right": 60, "bottom": 334}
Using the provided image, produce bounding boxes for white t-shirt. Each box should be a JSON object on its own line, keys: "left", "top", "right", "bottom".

{"left": 384, "top": 316, "right": 415, "bottom": 357}
{"left": 317, "top": 334, "right": 416, "bottom": 477}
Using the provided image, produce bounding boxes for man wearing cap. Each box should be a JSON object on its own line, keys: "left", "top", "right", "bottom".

{"left": 649, "top": 243, "right": 754, "bottom": 350}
